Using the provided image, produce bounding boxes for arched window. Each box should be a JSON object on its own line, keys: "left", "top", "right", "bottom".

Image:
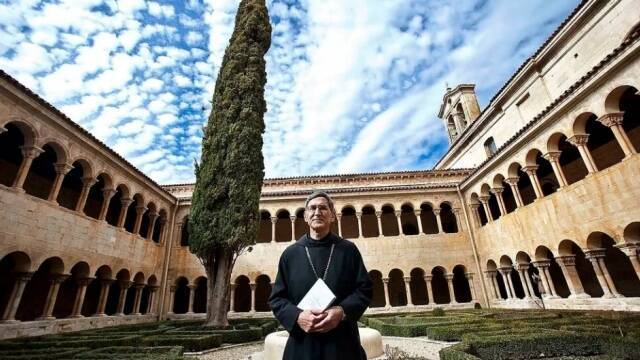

{"left": 484, "top": 137, "right": 497, "bottom": 157}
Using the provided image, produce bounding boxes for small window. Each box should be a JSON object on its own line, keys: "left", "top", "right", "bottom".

{"left": 484, "top": 137, "right": 497, "bottom": 157}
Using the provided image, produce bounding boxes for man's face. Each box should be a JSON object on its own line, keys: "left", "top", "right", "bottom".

{"left": 304, "top": 196, "right": 335, "bottom": 232}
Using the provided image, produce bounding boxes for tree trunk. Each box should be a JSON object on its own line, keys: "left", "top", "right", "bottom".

{"left": 204, "top": 249, "right": 233, "bottom": 327}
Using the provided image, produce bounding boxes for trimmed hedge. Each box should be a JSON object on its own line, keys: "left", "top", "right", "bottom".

{"left": 0, "top": 335, "right": 142, "bottom": 350}
{"left": 72, "top": 346, "right": 183, "bottom": 359}
{"left": 167, "top": 325, "right": 263, "bottom": 343}
{"left": 0, "top": 347, "right": 89, "bottom": 359}
{"left": 141, "top": 334, "right": 222, "bottom": 351}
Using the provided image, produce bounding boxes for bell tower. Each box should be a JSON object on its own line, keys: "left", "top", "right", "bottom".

{"left": 437, "top": 84, "right": 481, "bottom": 144}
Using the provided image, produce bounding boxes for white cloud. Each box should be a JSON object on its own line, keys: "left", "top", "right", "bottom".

{"left": 148, "top": 2, "right": 175, "bottom": 18}
{"left": 141, "top": 78, "right": 164, "bottom": 92}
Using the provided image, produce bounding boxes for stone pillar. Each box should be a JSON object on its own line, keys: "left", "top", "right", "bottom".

{"left": 465, "top": 273, "right": 477, "bottom": 302}
{"left": 250, "top": 282, "right": 257, "bottom": 313}
{"left": 147, "top": 285, "right": 159, "bottom": 314}
{"left": 98, "top": 188, "right": 117, "bottom": 221}
{"left": 75, "top": 177, "right": 97, "bottom": 213}
{"left": 167, "top": 285, "right": 177, "bottom": 314}
{"left": 382, "top": 277, "right": 391, "bottom": 308}
{"left": 132, "top": 283, "right": 145, "bottom": 315}
{"left": 336, "top": 214, "right": 342, "bottom": 237}
{"left": 156, "top": 218, "right": 167, "bottom": 244}
{"left": 12, "top": 145, "right": 43, "bottom": 190}
{"left": 445, "top": 274, "right": 457, "bottom": 304}
{"left": 521, "top": 165, "right": 544, "bottom": 199}
{"left": 133, "top": 205, "right": 147, "bottom": 235}
{"left": 229, "top": 284, "right": 236, "bottom": 313}
{"left": 145, "top": 211, "right": 159, "bottom": 240}
{"left": 490, "top": 187, "right": 507, "bottom": 216}
{"left": 597, "top": 255, "right": 621, "bottom": 297}
{"left": 433, "top": 209, "right": 444, "bottom": 233}
{"left": 395, "top": 210, "right": 403, "bottom": 235}
{"left": 115, "top": 280, "right": 132, "bottom": 316}
{"left": 584, "top": 250, "right": 615, "bottom": 298}
{"left": 453, "top": 111, "right": 465, "bottom": 136}
{"left": 567, "top": 134, "right": 598, "bottom": 174}
{"left": 270, "top": 217, "right": 277, "bottom": 243}
{"left": 290, "top": 215, "right": 297, "bottom": 241}
{"left": 69, "top": 277, "right": 93, "bottom": 318}
{"left": 543, "top": 152, "right": 568, "bottom": 188}
{"left": 598, "top": 112, "right": 636, "bottom": 157}
{"left": 94, "top": 279, "right": 114, "bottom": 316}
{"left": 491, "top": 273, "right": 502, "bottom": 299}
{"left": 187, "top": 284, "right": 196, "bottom": 314}
{"left": 48, "top": 163, "right": 74, "bottom": 203}
{"left": 616, "top": 242, "right": 640, "bottom": 279}
{"left": 355, "top": 212, "right": 364, "bottom": 238}
{"left": 37, "top": 274, "right": 69, "bottom": 320}
{"left": 478, "top": 196, "right": 493, "bottom": 222}
{"left": 469, "top": 203, "right": 482, "bottom": 227}
{"left": 0, "top": 272, "right": 33, "bottom": 323}
{"left": 516, "top": 264, "right": 534, "bottom": 298}
{"left": 414, "top": 210, "right": 423, "bottom": 234}
{"left": 499, "top": 268, "right": 515, "bottom": 299}
{"left": 555, "top": 256, "right": 590, "bottom": 299}
{"left": 531, "top": 261, "right": 553, "bottom": 298}
{"left": 424, "top": 275, "right": 434, "bottom": 304}
{"left": 452, "top": 208, "right": 463, "bottom": 231}
{"left": 403, "top": 276, "right": 413, "bottom": 306}
{"left": 484, "top": 271, "right": 498, "bottom": 300}
{"left": 117, "top": 198, "right": 134, "bottom": 228}
{"left": 375, "top": 211, "right": 383, "bottom": 237}
{"left": 504, "top": 177, "right": 524, "bottom": 208}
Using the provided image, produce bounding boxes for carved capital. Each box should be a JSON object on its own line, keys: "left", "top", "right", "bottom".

{"left": 469, "top": 203, "right": 481, "bottom": 210}
{"left": 120, "top": 198, "right": 134, "bottom": 207}
{"left": 118, "top": 280, "right": 132, "bottom": 289}
{"left": 504, "top": 177, "right": 520, "bottom": 186}
{"left": 464, "top": 272, "right": 474, "bottom": 280}
{"left": 382, "top": 277, "right": 389, "bottom": 284}
{"left": 187, "top": 284, "right": 197, "bottom": 290}
{"left": 76, "top": 277, "right": 94, "bottom": 287}
{"left": 413, "top": 209, "right": 422, "bottom": 216}
{"left": 433, "top": 209, "right": 441, "bottom": 216}
{"left": 424, "top": 275, "right": 433, "bottom": 281}
{"left": 567, "top": 134, "right": 589, "bottom": 147}
{"left": 521, "top": 165, "right": 539, "bottom": 176}
{"left": 135, "top": 206, "right": 148, "bottom": 215}
{"left": 543, "top": 151, "right": 562, "bottom": 163}
{"left": 584, "top": 248, "right": 606, "bottom": 260}
{"left": 289, "top": 215, "right": 297, "bottom": 222}
{"left": 531, "top": 260, "right": 551, "bottom": 269}
{"left": 169, "top": 285, "right": 177, "bottom": 292}
{"left": 102, "top": 188, "right": 117, "bottom": 199}
{"left": 270, "top": 216, "right": 277, "bottom": 224}
{"left": 51, "top": 274, "right": 69, "bottom": 284}
{"left": 490, "top": 187, "right": 504, "bottom": 195}
{"left": 394, "top": 210, "right": 402, "bottom": 217}
{"left": 444, "top": 274, "right": 454, "bottom": 281}
{"left": 375, "top": 211, "right": 382, "bottom": 218}
{"left": 54, "top": 162, "right": 74, "bottom": 175}
{"left": 477, "top": 195, "right": 490, "bottom": 204}
{"left": 555, "top": 255, "right": 576, "bottom": 267}
{"left": 249, "top": 282, "right": 257, "bottom": 290}
{"left": 81, "top": 177, "right": 97, "bottom": 188}
{"left": 498, "top": 267, "right": 513, "bottom": 276}
{"left": 615, "top": 242, "right": 640, "bottom": 256}
{"left": 597, "top": 112, "right": 624, "bottom": 127}
{"left": 403, "top": 276, "right": 411, "bottom": 283}
{"left": 355, "top": 211, "right": 362, "bottom": 218}
{"left": 20, "top": 145, "right": 43, "bottom": 159}
{"left": 515, "top": 263, "right": 530, "bottom": 271}
{"left": 484, "top": 269, "right": 497, "bottom": 277}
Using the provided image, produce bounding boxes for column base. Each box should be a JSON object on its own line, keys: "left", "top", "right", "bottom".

{"left": 0, "top": 319, "right": 20, "bottom": 324}
{"left": 115, "top": 312, "right": 125, "bottom": 316}
{"left": 543, "top": 295, "right": 560, "bottom": 300}
{"left": 132, "top": 312, "right": 142, "bottom": 316}
{"left": 35, "top": 316, "right": 55, "bottom": 321}
{"left": 67, "top": 314, "right": 84, "bottom": 319}
{"left": 92, "top": 313, "right": 108, "bottom": 317}
{"left": 569, "top": 293, "right": 591, "bottom": 299}
{"left": 186, "top": 312, "right": 195, "bottom": 315}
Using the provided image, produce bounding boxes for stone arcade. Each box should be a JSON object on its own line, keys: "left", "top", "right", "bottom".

{"left": 1, "top": 0, "right": 640, "bottom": 339}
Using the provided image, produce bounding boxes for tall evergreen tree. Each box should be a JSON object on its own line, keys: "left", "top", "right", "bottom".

{"left": 189, "top": 0, "right": 271, "bottom": 327}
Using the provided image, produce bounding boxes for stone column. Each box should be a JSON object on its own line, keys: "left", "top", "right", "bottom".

{"left": 336, "top": 214, "right": 343, "bottom": 237}
{"left": 375, "top": 211, "right": 383, "bottom": 237}
{"left": 484, "top": 271, "right": 498, "bottom": 300}
{"left": 166, "top": 285, "right": 177, "bottom": 314}
{"left": 543, "top": 152, "right": 568, "bottom": 188}
{"left": 433, "top": 209, "right": 444, "bottom": 233}
{"left": 37, "top": 274, "right": 69, "bottom": 320}
{"left": 478, "top": 196, "right": 493, "bottom": 222}
{"left": 531, "top": 261, "right": 553, "bottom": 298}
{"left": 229, "top": 284, "right": 236, "bottom": 313}
{"left": 567, "top": 134, "right": 598, "bottom": 174}
{"left": 465, "top": 273, "right": 477, "bottom": 302}
{"left": 145, "top": 211, "right": 159, "bottom": 240}
{"left": 132, "top": 283, "right": 145, "bottom": 315}
{"left": 187, "top": 284, "right": 197, "bottom": 314}
{"left": 504, "top": 177, "right": 524, "bottom": 208}
{"left": 453, "top": 111, "right": 465, "bottom": 136}
{"left": 445, "top": 274, "right": 457, "bottom": 304}
{"left": 0, "top": 272, "right": 33, "bottom": 323}
{"left": 403, "top": 276, "right": 413, "bottom": 306}
{"left": 382, "top": 277, "right": 391, "bottom": 308}
{"left": 490, "top": 187, "right": 507, "bottom": 216}
{"left": 499, "top": 268, "right": 515, "bottom": 299}
{"left": 12, "top": 145, "right": 43, "bottom": 190}
{"left": 616, "top": 242, "right": 640, "bottom": 279}
{"left": 469, "top": 203, "right": 483, "bottom": 227}
{"left": 47, "top": 163, "right": 73, "bottom": 203}
{"left": 147, "top": 285, "right": 159, "bottom": 314}
{"left": 133, "top": 206, "right": 147, "bottom": 235}
{"left": 156, "top": 219, "right": 167, "bottom": 244}
{"left": 115, "top": 280, "right": 132, "bottom": 316}
{"left": 117, "top": 198, "right": 134, "bottom": 228}
{"left": 250, "top": 282, "right": 257, "bottom": 313}
{"left": 98, "top": 188, "right": 117, "bottom": 221}
{"left": 597, "top": 254, "right": 621, "bottom": 297}
{"left": 395, "top": 210, "right": 403, "bottom": 235}
{"left": 94, "top": 279, "right": 114, "bottom": 316}
{"left": 598, "top": 112, "right": 636, "bottom": 157}
{"left": 424, "top": 275, "right": 434, "bottom": 304}
{"left": 69, "top": 277, "right": 93, "bottom": 318}
{"left": 270, "top": 217, "right": 277, "bottom": 243}
{"left": 521, "top": 165, "right": 544, "bottom": 199}
{"left": 584, "top": 250, "right": 616, "bottom": 298}
{"left": 555, "top": 256, "right": 590, "bottom": 298}
{"left": 491, "top": 273, "right": 502, "bottom": 299}
{"left": 516, "top": 264, "right": 534, "bottom": 298}
{"left": 452, "top": 208, "right": 463, "bottom": 231}
{"left": 75, "top": 177, "right": 97, "bottom": 213}
{"left": 413, "top": 210, "right": 423, "bottom": 234}
{"left": 290, "top": 215, "right": 297, "bottom": 241}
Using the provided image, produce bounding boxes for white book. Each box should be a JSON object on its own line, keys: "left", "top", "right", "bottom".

{"left": 297, "top": 279, "right": 336, "bottom": 311}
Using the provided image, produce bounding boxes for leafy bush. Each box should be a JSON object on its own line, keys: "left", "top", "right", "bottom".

{"left": 141, "top": 334, "right": 222, "bottom": 351}
{"left": 167, "top": 326, "right": 263, "bottom": 343}
{"left": 72, "top": 346, "right": 183, "bottom": 359}
{"left": 432, "top": 307, "right": 446, "bottom": 317}
{"left": 0, "top": 335, "right": 141, "bottom": 350}
{"left": 0, "top": 347, "right": 89, "bottom": 359}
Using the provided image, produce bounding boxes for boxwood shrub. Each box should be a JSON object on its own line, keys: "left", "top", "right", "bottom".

{"left": 72, "top": 346, "right": 183, "bottom": 359}
{"left": 0, "top": 347, "right": 89, "bottom": 359}
{"left": 141, "top": 334, "right": 222, "bottom": 351}
{"left": 0, "top": 335, "right": 142, "bottom": 350}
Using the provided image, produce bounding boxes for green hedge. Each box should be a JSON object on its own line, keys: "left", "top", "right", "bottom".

{"left": 72, "top": 346, "right": 183, "bottom": 359}
{"left": 0, "top": 347, "right": 89, "bottom": 359}
{"left": 141, "top": 334, "right": 222, "bottom": 351}
{"left": 167, "top": 326, "right": 263, "bottom": 343}
{"left": 0, "top": 335, "right": 142, "bottom": 350}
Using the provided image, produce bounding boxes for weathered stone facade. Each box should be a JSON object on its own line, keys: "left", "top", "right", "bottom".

{"left": 1, "top": 0, "right": 639, "bottom": 339}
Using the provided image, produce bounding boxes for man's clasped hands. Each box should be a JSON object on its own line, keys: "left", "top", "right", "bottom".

{"left": 296, "top": 305, "right": 344, "bottom": 333}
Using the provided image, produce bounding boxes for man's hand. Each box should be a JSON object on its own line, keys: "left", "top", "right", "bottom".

{"left": 296, "top": 310, "right": 327, "bottom": 333}
{"left": 309, "top": 306, "right": 344, "bottom": 333}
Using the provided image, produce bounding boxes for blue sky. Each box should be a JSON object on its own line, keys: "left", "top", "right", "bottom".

{"left": 0, "top": 0, "right": 577, "bottom": 184}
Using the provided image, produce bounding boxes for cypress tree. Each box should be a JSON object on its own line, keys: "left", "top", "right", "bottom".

{"left": 189, "top": 0, "right": 271, "bottom": 327}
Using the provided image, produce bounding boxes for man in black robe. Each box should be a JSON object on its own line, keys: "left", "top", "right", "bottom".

{"left": 269, "top": 191, "right": 373, "bottom": 359}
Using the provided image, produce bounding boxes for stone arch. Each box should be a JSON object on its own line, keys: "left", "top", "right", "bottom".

{"left": 341, "top": 205, "right": 359, "bottom": 239}
{"left": 0, "top": 119, "right": 37, "bottom": 146}
{"left": 122, "top": 271, "right": 145, "bottom": 315}
{"left": 257, "top": 210, "right": 271, "bottom": 243}
{"left": 138, "top": 202, "right": 156, "bottom": 239}
{"left": 439, "top": 202, "right": 458, "bottom": 233}
{"left": 234, "top": 275, "right": 251, "bottom": 312}
{"left": 0, "top": 122, "right": 32, "bottom": 186}
{"left": 492, "top": 173, "right": 516, "bottom": 214}
{"left": 361, "top": 205, "right": 379, "bottom": 238}
{"left": 141, "top": 274, "right": 158, "bottom": 314}
{"left": 500, "top": 255, "right": 525, "bottom": 299}
{"left": 255, "top": 274, "right": 272, "bottom": 312}
{"left": 81, "top": 265, "right": 112, "bottom": 316}
{"left": 400, "top": 203, "right": 419, "bottom": 235}
{"left": 587, "top": 232, "right": 640, "bottom": 297}
{"left": 368, "top": 270, "right": 385, "bottom": 308}
{"left": 380, "top": 204, "right": 399, "bottom": 236}
{"left": 469, "top": 193, "right": 488, "bottom": 226}
{"left": 487, "top": 259, "right": 507, "bottom": 299}
{"left": 173, "top": 277, "right": 189, "bottom": 314}
{"left": 481, "top": 183, "right": 501, "bottom": 220}
{"left": 558, "top": 239, "right": 602, "bottom": 297}
{"left": 534, "top": 246, "right": 570, "bottom": 298}
{"left": 124, "top": 193, "right": 144, "bottom": 233}
{"left": 23, "top": 143, "right": 59, "bottom": 200}
{"left": 83, "top": 173, "right": 110, "bottom": 219}
{"left": 16, "top": 256, "right": 65, "bottom": 321}
{"left": 420, "top": 202, "right": 439, "bottom": 233}
{"left": 409, "top": 267, "right": 428, "bottom": 305}
{"left": 104, "top": 269, "right": 130, "bottom": 315}
{"left": 180, "top": 215, "right": 190, "bottom": 247}
{"left": 193, "top": 276, "right": 207, "bottom": 313}
{"left": 623, "top": 222, "right": 640, "bottom": 243}
{"left": 508, "top": 162, "right": 536, "bottom": 205}
{"left": 529, "top": 148, "right": 559, "bottom": 196}
{"left": 431, "top": 266, "right": 450, "bottom": 304}
{"left": 152, "top": 209, "right": 167, "bottom": 243}
{"left": 275, "top": 209, "right": 292, "bottom": 242}
{"left": 616, "top": 85, "right": 640, "bottom": 152}
{"left": 515, "top": 251, "right": 540, "bottom": 298}
{"left": 56, "top": 159, "right": 87, "bottom": 210}
{"left": 294, "top": 208, "right": 308, "bottom": 239}
{"left": 547, "top": 132, "right": 588, "bottom": 185}
{"left": 387, "top": 268, "right": 406, "bottom": 307}
{"left": 452, "top": 265, "right": 472, "bottom": 303}
{"left": 0, "top": 252, "right": 32, "bottom": 321}
{"left": 53, "top": 261, "right": 91, "bottom": 318}
{"left": 583, "top": 113, "right": 625, "bottom": 171}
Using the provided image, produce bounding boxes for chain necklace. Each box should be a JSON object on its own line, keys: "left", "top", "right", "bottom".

{"left": 305, "top": 243, "right": 335, "bottom": 281}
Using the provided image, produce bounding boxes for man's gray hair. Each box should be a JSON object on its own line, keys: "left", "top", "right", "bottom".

{"left": 305, "top": 190, "right": 336, "bottom": 215}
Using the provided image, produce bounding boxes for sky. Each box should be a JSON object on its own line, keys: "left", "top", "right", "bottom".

{"left": 0, "top": 0, "right": 578, "bottom": 184}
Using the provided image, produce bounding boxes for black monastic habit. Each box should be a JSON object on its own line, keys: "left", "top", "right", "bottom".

{"left": 269, "top": 233, "right": 373, "bottom": 360}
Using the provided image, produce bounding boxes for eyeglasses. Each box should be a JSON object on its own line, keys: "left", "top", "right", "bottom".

{"left": 306, "top": 204, "right": 330, "bottom": 213}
